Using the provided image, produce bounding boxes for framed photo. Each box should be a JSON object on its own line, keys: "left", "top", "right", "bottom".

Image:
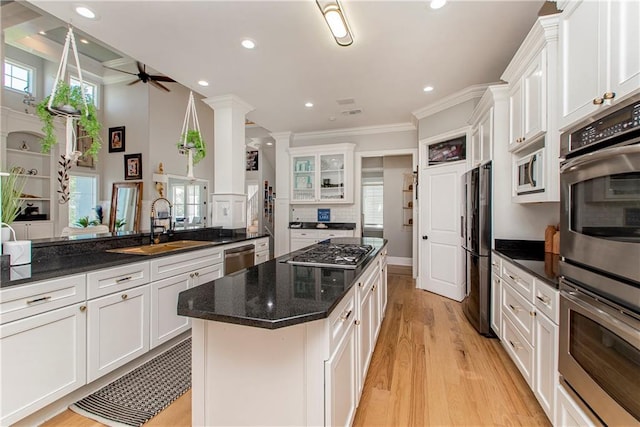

{"left": 246, "top": 150, "right": 259, "bottom": 171}
{"left": 76, "top": 124, "right": 94, "bottom": 168}
{"left": 124, "top": 153, "right": 142, "bottom": 180}
{"left": 109, "top": 126, "right": 125, "bottom": 153}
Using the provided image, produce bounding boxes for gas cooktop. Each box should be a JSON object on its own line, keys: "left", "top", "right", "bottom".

{"left": 287, "top": 243, "right": 374, "bottom": 269}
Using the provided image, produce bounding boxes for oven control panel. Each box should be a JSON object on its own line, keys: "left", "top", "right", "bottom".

{"left": 562, "top": 97, "right": 640, "bottom": 158}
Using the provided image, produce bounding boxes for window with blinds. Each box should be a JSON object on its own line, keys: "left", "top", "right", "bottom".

{"left": 362, "top": 183, "right": 383, "bottom": 227}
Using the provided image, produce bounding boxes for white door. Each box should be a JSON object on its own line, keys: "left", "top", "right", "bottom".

{"left": 418, "top": 162, "right": 466, "bottom": 301}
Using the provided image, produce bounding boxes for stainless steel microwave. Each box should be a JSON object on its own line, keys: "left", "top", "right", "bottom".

{"left": 515, "top": 149, "right": 544, "bottom": 195}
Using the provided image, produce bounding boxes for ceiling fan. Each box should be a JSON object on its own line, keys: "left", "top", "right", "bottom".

{"left": 104, "top": 61, "right": 176, "bottom": 92}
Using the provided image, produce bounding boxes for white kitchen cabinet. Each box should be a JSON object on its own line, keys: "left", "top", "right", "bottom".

{"left": 534, "top": 305, "right": 558, "bottom": 424}
{"left": 490, "top": 271, "right": 502, "bottom": 339}
{"left": 11, "top": 221, "right": 54, "bottom": 240}
{"left": 150, "top": 246, "right": 223, "bottom": 281}
{"left": 559, "top": 0, "right": 640, "bottom": 130}
{"left": 556, "top": 384, "right": 597, "bottom": 427}
{"left": 325, "top": 318, "right": 357, "bottom": 427}
{"left": 379, "top": 247, "right": 388, "bottom": 317}
{"left": 356, "top": 271, "right": 375, "bottom": 396}
{"left": 87, "top": 284, "right": 151, "bottom": 382}
{"left": 290, "top": 143, "right": 355, "bottom": 204}
{"left": 469, "top": 85, "right": 508, "bottom": 167}
{"left": 0, "top": 302, "right": 86, "bottom": 426}
{"left": 290, "top": 228, "right": 355, "bottom": 252}
{"left": 254, "top": 237, "right": 270, "bottom": 265}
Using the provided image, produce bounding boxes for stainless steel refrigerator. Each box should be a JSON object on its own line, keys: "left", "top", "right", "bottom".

{"left": 461, "top": 161, "right": 493, "bottom": 336}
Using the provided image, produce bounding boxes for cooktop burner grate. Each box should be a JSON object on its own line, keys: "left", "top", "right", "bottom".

{"left": 287, "top": 243, "right": 374, "bottom": 269}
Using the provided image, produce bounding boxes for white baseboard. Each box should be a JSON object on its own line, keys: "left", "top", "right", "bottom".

{"left": 387, "top": 256, "right": 412, "bottom": 266}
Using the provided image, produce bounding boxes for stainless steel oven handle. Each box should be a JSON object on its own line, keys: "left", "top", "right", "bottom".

{"left": 561, "top": 144, "right": 640, "bottom": 173}
{"left": 560, "top": 287, "right": 640, "bottom": 344}
{"left": 528, "top": 155, "right": 536, "bottom": 186}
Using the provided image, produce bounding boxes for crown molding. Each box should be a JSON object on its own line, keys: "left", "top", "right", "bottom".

{"left": 293, "top": 122, "right": 415, "bottom": 142}
{"left": 203, "top": 94, "right": 255, "bottom": 114}
{"left": 412, "top": 83, "right": 493, "bottom": 120}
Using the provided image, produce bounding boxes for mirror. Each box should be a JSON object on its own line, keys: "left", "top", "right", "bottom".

{"left": 110, "top": 182, "right": 143, "bottom": 232}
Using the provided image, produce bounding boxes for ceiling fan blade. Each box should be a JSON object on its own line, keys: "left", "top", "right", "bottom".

{"left": 149, "top": 75, "right": 176, "bottom": 83}
{"left": 149, "top": 79, "right": 170, "bottom": 92}
{"left": 103, "top": 65, "right": 138, "bottom": 76}
{"left": 127, "top": 79, "right": 142, "bottom": 86}
{"left": 136, "top": 61, "right": 145, "bottom": 74}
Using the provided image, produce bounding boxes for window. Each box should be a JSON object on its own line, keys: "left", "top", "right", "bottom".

{"left": 4, "top": 60, "right": 34, "bottom": 94}
{"left": 170, "top": 179, "right": 207, "bottom": 228}
{"left": 70, "top": 76, "right": 98, "bottom": 106}
{"left": 68, "top": 174, "right": 98, "bottom": 226}
{"left": 362, "top": 183, "right": 384, "bottom": 227}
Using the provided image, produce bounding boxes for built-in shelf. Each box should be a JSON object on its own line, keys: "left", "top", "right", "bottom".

{"left": 6, "top": 148, "right": 49, "bottom": 158}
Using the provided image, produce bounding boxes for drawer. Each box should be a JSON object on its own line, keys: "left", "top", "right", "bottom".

{"left": 150, "top": 247, "right": 223, "bottom": 281}
{"left": 491, "top": 255, "right": 501, "bottom": 275}
{"left": 87, "top": 261, "right": 150, "bottom": 299}
{"left": 0, "top": 274, "right": 86, "bottom": 324}
{"left": 502, "top": 315, "right": 534, "bottom": 388}
{"left": 328, "top": 287, "right": 356, "bottom": 355}
{"left": 502, "top": 282, "right": 534, "bottom": 345}
{"left": 502, "top": 260, "right": 534, "bottom": 301}
{"left": 534, "top": 280, "right": 559, "bottom": 324}
{"left": 317, "top": 229, "right": 353, "bottom": 239}
{"left": 255, "top": 251, "right": 269, "bottom": 265}
{"left": 254, "top": 238, "right": 269, "bottom": 253}
{"left": 290, "top": 229, "right": 318, "bottom": 239}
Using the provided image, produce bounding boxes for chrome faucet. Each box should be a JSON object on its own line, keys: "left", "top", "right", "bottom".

{"left": 150, "top": 197, "right": 173, "bottom": 244}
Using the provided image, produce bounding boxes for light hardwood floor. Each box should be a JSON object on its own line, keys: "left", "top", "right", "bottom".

{"left": 43, "top": 271, "right": 549, "bottom": 427}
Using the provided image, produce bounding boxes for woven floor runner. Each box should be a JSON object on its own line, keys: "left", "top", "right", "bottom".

{"left": 69, "top": 338, "right": 191, "bottom": 427}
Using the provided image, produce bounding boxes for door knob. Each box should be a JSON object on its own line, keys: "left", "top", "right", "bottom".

{"left": 422, "top": 235, "right": 429, "bottom": 240}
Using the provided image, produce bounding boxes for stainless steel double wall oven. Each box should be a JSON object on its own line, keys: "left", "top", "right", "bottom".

{"left": 559, "top": 94, "right": 640, "bottom": 426}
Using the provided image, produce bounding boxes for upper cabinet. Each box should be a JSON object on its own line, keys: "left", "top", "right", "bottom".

{"left": 469, "top": 85, "right": 509, "bottom": 168}
{"left": 558, "top": 0, "right": 640, "bottom": 130}
{"left": 289, "top": 143, "right": 355, "bottom": 204}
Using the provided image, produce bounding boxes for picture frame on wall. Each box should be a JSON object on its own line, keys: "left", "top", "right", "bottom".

{"left": 246, "top": 150, "right": 259, "bottom": 171}
{"left": 109, "top": 126, "right": 126, "bottom": 153}
{"left": 124, "top": 153, "right": 142, "bottom": 180}
{"left": 75, "top": 124, "right": 94, "bottom": 168}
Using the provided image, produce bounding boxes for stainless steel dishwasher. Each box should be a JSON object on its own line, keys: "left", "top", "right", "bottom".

{"left": 224, "top": 244, "right": 255, "bottom": 274}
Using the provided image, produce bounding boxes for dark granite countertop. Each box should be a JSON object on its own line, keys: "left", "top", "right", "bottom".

{"left": 494, "top": 239, "right": 560, "bottom": 288}
{"left": 177, "top": 237, "right": 386, "bottom": 330}
{"left": 289, "top": 222, "right": 356, "bottom": 230}
{"left": 1, "top": 231, "right": 267, "bottom": 289}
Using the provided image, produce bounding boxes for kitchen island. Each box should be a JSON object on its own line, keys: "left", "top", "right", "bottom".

{"left": 177, "top": 237, "right": 388, "bottom": 427}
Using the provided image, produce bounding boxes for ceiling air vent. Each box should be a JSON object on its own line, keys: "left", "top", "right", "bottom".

{"left": 341, "top": 108, "right": 363, "bottom": 116}
{"left": 336, "top": 98, "right": 356, "bottom": 106}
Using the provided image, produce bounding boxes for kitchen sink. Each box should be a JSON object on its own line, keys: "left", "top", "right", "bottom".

{"left": 106, "top": 240, "right": 214, "bottom": 255}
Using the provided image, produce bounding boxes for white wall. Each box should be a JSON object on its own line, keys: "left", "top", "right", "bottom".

{"left": 383, "top": 155, "right": 413, "bottom": 258}
{"left": 418, "top": 99, "right": 479, "bottom": 141}
{"left": 2, "top": 45, "right": 44, "bottom": 112}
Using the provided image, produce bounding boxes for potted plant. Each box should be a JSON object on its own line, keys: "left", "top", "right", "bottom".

{"left": 1, "top": 171, "right": 26, "bottom": 241}
{"left": 36, "top": 80, "right": 102, "bottom": 160}
{"left": 114, "top": 218, "right": 127, "bottom": 231}
{"left": 74, "top": 216, "right": 100, "bottom": 228}
{"left": 177, "top": 129, "right": 206, "bottom": 164}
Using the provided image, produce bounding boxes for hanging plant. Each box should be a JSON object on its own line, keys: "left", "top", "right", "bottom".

{"left": 36, "top": 81, "right": 102, "bottom": 159}
{"left": 178, "top": 129, "right": 206, "bottom": 164}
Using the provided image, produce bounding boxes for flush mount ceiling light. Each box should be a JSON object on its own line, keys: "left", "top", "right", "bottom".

{"left": 316, "top": 0, "right": 353, "bottom": 46}
{"left": 430, "top": 0, "right": 447, "bottom": 9}
{"left": 198, "top": 80, "right": 209, "bottom": 87}
{"left": 75, "top": 5, "right": 96, "bottom": 19}
{"left": 241, "top": 39, "right": 256, "bottom": 49}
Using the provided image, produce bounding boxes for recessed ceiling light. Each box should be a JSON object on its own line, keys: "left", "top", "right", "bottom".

{"left": 75, "top": 6, "right": 96, "bottom": 19}
{"left": 80, "top": 39, "right": 89, "bottom": 44}
{"left": 38, "top": 30, "right": 47, "bottom": 36}
{"left": 305, "top": 102, "right": 314, "bottom": 108}
{"left": 423, "top": 86, "right": 434, "bottom": 92}
{"left": 265, "top": 141, "right": 273, "bottom": 146}
{"left": 241, "top": 39, "right": 256, "bottom": 49}
{"left": 198, "top": 80, "right": 209, "bottom": 87}
{"left": 430, "top": 0, "right": 447, "bottom": 10}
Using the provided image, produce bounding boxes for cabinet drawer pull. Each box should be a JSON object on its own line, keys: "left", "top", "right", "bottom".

{"left": 508, "top": 303, "right": 521, "bottom": 313}
{"left": 530, "top": 311, "right": 536, "bottom": 317}
{"left": 116, "top": 276, "right": 132, "bottom": 283}
{"left": 340, "top": 310, "right": 352, "bottom": 321}
{"left": 506, "top": 274, "right": 519, "bottom": 282}
{"left": 536, "top": 295, "right": 551, "bottom": 304}
{"left": 509, "top": 340, "right": 522, "bottom": 350}
{"left": 190, "top": 273, "right": 195, "bottom": 278}
{"left": 371, "top": 285, "right": 376, "bottom": 292}
{"left": 593, "top": 97, "right": 604, "bottom": 105}
{"left": 121, "top": 294, "right": 128, "bottom": 300}
{"left": 195, "top": 272, "right": 200, "bottom": 277}
{"left": 26, "top": 296, "right": 52, "bottom": 304}
{"left": 603, "top": 91, "right": 616, "bottom": 100}
{"left": 79, "top": 305, "right": 87, "bottom": 312}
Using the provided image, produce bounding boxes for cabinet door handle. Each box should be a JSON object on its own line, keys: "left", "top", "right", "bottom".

{"left": 116, "top": 276, "right": 132, "bottom": 283}
{"left": 190, "top": 273, "right": 195, "bottom": 278}
{"left": 603, "top": 91, "right": 616, "bottom": 100}
{"left": 506, "top": 274, "right": 519, "bottom": 282}
{"left": 340, "top": 310, "right": 352, "bottom": 321}
{"left": 358, "top": 282, "right": 363, "bottom": 287}
{"left": 509, "top": 340, "right": 522, "bottom": 350}
{"left": 371, "top": 285, "right": 376, "bottom": 292}
{"left": 530, "top": 311, "right": 536, "bottom": 317}
{"left": 355, "top": 320, "right": 361, "bottom": 326}
{"left": 536, "top": 295, "right": 551, "bottom": 304}
{"left": 508, "top": 303, "right": 521, "bottom": 313}
{"left": 195, "top": 272, "right": 200, "bottom": 277}
{"left": 79, "top": 305, "right": 87, "bottom": 312}
{"left": 121, "top": 294, "right": 128, "bottom": 300}
{"left": 593, "top": 97, "right": 604, "bottom": 105}
{"left": 26, "top": 296, "right": 52, "bottom": 304}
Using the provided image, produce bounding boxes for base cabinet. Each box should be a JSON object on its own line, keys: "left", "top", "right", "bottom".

{"left": 151, "top": 274, "right": 191, "bottom": 349}
{"left": 325, "top": 319, "right": 357, "bottom": 427}
{"left": 556, "top": 384, "right": 597, "bottom": 427}
{"left": 534, "top": 310, "right": 558, "bottom": 424}
{"left": 0, "top": 303, "right": 86, "bottom": 426}
{"left": 87, "top": 285, "right": 150, "bottom": 382}
{"left": 11, "top": 221, "right": 54, "bottom": 240}
{"left": 490, "top": 272, "right": 502, "bottom": 338}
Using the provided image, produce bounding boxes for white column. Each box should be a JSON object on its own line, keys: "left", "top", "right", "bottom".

{"left": 271, "top": 131, "right": 292, "bottom": 256}
{"left": 203, "top": 94, "right": 254, "bottom": 195}
{"left": 203, "top": 94, "right": 254, "bottom": 229}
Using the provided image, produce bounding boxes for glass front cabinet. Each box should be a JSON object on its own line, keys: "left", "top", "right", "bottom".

{"left": 290, "top": 143, "right": 355, "bottom": 204}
